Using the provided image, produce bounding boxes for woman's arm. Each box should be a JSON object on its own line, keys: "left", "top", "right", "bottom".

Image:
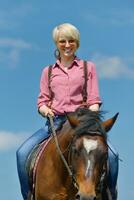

{"left": 37, "top": 67, "right": 54, "bottom": 117}
{"left": 86, "top": 62, "right": 102, "bottom": 109}
{"left": 89, "top": 103, "right": 100, "bottom": 111}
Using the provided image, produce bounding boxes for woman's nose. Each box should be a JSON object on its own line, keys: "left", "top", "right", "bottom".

{"left": 65, "top": 41, "right": 70, "bottom": 47}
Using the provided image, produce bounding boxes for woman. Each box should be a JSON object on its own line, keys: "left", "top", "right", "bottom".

{"left": 16, "top": 23, "right": 118, "bottom": 200}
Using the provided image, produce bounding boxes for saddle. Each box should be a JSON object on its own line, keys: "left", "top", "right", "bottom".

{"left": 26, "top": 137, "right": 52, "bottom": 193}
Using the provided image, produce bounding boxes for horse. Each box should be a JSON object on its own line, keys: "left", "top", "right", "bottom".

{"left": 29, "top": 108, "right": 119, "bottom": 200}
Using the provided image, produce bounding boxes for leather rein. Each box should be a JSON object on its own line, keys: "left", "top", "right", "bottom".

{"left": 47, "top": 114, "right": 79, "bottom": 189}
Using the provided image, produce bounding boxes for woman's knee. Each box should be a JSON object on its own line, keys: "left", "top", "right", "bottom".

{"left": 16, "top": 141, "right": 29, "bottom": 164}
{"left": 108, "top": 141, "right": 118, "bottom": 159}
{"left": 16, "top": 128, "right": 48, "bottom": 160}
{"left": 109, "top": 147, "right": 119, "bottom": 163}
{"left": 108, "top": 145, "right": 119, "bottom": 179}
{"left": 16, "top": 145, "right": 25, "bottom": 165}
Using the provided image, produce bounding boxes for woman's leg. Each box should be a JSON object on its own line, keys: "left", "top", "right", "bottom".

{"left": 16, "top": 125, "right": 49, "bottom": 200}
{"left": 108, "top": 141, "right": 119, "bottom": 199}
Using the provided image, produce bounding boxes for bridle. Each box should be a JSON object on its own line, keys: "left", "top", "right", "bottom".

{"left": 48, "top": 115, "right": 110, "bottom": 195}
{"left": 69, "top": 131, "right": 109, "bottom": 195}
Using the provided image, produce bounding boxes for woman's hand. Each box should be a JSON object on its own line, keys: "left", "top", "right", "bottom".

{"left": 89, "top": 104, "right": 99, "bottom": 112}
{"left": 39, "top": 105, "right": 54, "bottom": 117}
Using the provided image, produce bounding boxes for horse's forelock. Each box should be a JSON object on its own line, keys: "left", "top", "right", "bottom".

{"left": 74, "top": 108, "right": 106, "bottom": 139}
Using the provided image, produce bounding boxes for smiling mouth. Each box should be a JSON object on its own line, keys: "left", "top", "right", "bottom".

{"left": 64, "top": 49, "right": 72, "bottom": 53}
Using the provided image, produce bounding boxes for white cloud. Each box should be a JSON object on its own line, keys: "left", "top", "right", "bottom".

{"left": 0, "top": 38, "right": 32, "bottom": 49}
{"left": 93, "top": 54, "right": 134, "bottom": 79}
{"left": 0, "top": 38, "right": 34, "bottom": 68}
{"left": 0, "top": 37, "right": 42, "bottom": 69}
{"left": 0, "top": 49, "right": 20, "bottom": 69}
{"left": 0, "top": 131, "right": 29, "bottom": 151}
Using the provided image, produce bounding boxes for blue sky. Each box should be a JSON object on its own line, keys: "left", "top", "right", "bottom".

{"left": 0, "top": 1, "right": 134, "bottom": 199}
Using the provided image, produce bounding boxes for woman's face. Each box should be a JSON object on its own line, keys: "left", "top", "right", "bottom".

{"left": 56, "top": 33, "right": 78, "bottom": 59}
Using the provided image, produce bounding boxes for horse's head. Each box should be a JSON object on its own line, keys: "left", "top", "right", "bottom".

{"left": 66, "top": 108, "right": 119, "bottom": 200}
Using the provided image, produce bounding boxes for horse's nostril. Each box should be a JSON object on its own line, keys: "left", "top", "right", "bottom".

{"left": 75, "top": 194, "right": 80, "bottom": 200}
{"left": 75, "top": 194, "right": 96, "bottom": 200}
{"left": 90, "top": 196, "right": 96, "bottom": 200}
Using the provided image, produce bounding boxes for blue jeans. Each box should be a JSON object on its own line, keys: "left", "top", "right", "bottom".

{"left": 16, "top": 115, "right": 118, "bottom": 200}
{"left": 108, "top": 142, "right": 119, "bottom": 199}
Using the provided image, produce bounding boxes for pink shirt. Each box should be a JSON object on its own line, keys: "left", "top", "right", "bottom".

{"left": 37, "top": 57, "right": 102, "bottom": 115}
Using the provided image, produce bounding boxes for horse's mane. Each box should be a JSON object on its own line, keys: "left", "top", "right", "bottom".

{"left": 74, "top": 107, "right": 107, "bottom": 139}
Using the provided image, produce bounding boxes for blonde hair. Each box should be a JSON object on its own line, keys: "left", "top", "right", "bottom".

{"left": 52, "top": 23, "right": 80, "bottom": 48}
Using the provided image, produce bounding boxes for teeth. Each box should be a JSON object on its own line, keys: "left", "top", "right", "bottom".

{"left": 65, "top": 49, "right": 71, "bottom": 53}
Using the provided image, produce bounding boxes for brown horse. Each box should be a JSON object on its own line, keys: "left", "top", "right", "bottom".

{"left": 32, "top": 108, "right": 118, "bottom": 200}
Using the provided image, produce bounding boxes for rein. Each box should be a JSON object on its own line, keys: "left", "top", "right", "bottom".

{"left": 47, "top": 114, "right": 79, "bottom": 189}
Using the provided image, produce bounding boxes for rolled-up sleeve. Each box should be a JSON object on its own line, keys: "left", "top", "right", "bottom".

{"left": 87, "top": 62, "right": 102, "bottom": 106}
{"left": 37, "top": 67, "right": 51, "bottom": 109}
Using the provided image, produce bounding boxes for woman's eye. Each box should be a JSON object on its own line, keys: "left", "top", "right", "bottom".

{"left": 58, "top": 39, "right": 75, "bottom": 44}
{"left": 69, "top": 39, "right": 75, "bottom": 43}
{"left": 59, "top": 40, "right": 66, "bottom": 44}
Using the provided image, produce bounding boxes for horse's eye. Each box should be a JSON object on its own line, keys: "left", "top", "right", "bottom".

{"left": 72, "top": 146, "right": 79, "bottom": 155}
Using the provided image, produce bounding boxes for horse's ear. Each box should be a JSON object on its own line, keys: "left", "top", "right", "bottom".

{"left": 102, "top": 113, "right": 119, "bottom": 132}
{"left": 65, "top": 112, "right": 80, "bottom": 128}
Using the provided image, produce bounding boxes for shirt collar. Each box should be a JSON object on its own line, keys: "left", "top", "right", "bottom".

{"left": 53, "top": 56, "right": 80, "bottom": 68}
